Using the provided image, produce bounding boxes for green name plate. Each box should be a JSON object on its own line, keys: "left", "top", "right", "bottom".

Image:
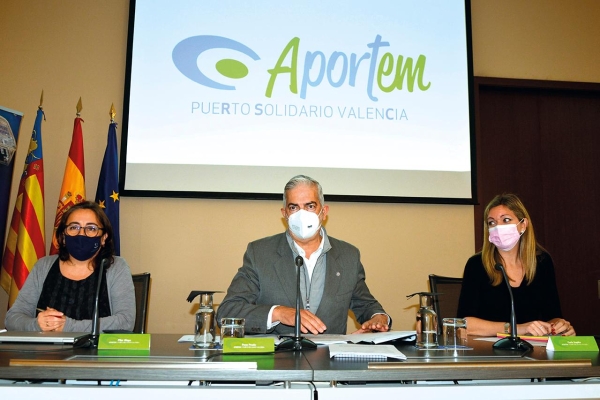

{"left": 98, "top": 333, "right": 151, "bottom": 351}
{"left": 222, "top": 337, "right": 274, "bottom": 353}
{"left": 546, "top": 336, "right": 599, "bottom": 352}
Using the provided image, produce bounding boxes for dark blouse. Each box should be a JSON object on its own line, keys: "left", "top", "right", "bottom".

{"left": 457, "top": 251, "right": 562, "bottom": 323}
{"left": 36, "top": 258, "right": 111, "bottom": 320}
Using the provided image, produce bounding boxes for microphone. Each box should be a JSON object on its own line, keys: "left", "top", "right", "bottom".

{"left": 89, "top": 258, "right": 108, "bottom": 348}
{"left": 492, "top": 263, "right": 533, "bottom": 352}
{"left": 276, "top": 255, "right": 317, "bottom": 351}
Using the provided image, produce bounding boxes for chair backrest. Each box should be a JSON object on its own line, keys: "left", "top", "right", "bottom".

{"left": 132, "top": 272, "right": 151, "bottom": 334}
{"left": 428, "top": 274, "right": 463, "bottom": 322}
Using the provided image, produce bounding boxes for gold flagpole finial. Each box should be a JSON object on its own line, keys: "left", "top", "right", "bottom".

{"left": 109, "top": 103, "right": 116, "bottom": 122}
{"left": 76, "top": 97, "right": 83, "bottom": 116}
{"left": 39, "top": 90, "right": 44, "bottom": 109}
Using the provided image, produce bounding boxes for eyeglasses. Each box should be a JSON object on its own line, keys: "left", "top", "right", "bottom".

{"left": 65, "top": 223, "right": 103, "bottom": 237}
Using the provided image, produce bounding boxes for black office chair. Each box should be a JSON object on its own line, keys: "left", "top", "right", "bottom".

{"left": 428, "top": 274, "right": 463, "bottom": 322}
{"left": 132, "top": 272, "right": 151, "bottom": 334}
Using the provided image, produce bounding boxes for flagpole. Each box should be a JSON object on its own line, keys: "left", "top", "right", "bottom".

{"left": 95, "top": 104, "right": 121, "bottom": 255}
{"left": 50, "top": 98, "right": 86, "bottom": 254}
{"left": 1, "top": 92, "right": 46, "bottom": 306}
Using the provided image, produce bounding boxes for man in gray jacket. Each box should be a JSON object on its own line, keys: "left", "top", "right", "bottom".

{"left": 217, "top": 175, "right": 390, "bottom": 335}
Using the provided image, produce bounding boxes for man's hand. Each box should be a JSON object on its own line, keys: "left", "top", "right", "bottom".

{"left": 273, "top": 306, "right": 327, "bottom": 334}
{"left": 352, "top": 314, "right": 390, "bottom": 333}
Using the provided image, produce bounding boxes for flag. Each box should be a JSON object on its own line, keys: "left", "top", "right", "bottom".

{"left": 0, "top": 106, "right": 24, "bottom": 263}
{"left": 95, "top": 121, "right": 120, "bottom": 255}
{"left": 1, "top": 107, "right": 45, "bottom": 307}
{"left": 49, "top": 116, "right": 85, "bottom": 254}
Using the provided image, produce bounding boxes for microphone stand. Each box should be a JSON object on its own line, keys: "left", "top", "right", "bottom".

{"left": 89, "top": 258, "right": 108, "bottom": 348}
{"left": 493, "top": 263, "right": 533, "bottom": 352}
{"left": 277, "top": 256, "right": 317, "bottom": 351}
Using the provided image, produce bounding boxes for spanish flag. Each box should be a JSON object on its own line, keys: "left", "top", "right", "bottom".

{"left": 1, "top": 107, "right": 46, "bottom": 307}
{"left": 49, "top": 109, "right": 86, "bottom": 254}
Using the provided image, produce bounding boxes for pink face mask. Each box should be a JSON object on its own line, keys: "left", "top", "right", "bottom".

{"left": 488, "top": 219, "right": 524, "bottom": 251}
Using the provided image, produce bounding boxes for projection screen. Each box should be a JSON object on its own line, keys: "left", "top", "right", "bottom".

{"left": 120, "top": 0, "right": 475, "bottom": 203}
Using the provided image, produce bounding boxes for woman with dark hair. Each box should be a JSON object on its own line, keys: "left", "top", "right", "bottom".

{"left": 457, "top": 194, "right": 575, "bottom": 337}
{"left": 5, "top": 201, "right": 135, "bottom": 332}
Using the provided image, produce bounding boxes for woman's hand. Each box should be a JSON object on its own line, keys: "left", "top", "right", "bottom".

{"left": 37, "top": 307, "right": 66, "bottom": 332}
{"left": 518, "top": 320, "right": 553, "bottom": 336}
{"left": 548, "top": 318, "right": 576, "bottom": 336}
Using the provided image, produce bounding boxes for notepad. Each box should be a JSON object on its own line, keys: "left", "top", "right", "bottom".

{"left": 329, "top": 343, "right": 406, "bottom": 360}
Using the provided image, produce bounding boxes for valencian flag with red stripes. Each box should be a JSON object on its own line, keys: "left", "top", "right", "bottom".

{"left": 95, "top": 114, "right": 120, "bottom": 255}
{"left": 49, "top": 99, "right": 86, "bottom": 254}
{"left": 1, "top": 106, "right": 46, "bottom": 307}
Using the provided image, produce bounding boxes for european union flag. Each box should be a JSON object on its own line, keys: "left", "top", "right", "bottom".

{"left": 95, "top": 122, "right": 120, "bottom": 255}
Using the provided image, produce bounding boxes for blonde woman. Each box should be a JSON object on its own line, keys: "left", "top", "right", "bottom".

{"left": 457, "top": 194, "right": 575, "bottom": 336}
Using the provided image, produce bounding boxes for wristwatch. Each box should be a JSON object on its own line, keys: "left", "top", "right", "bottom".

{"left": 504, "top": 322, "right": 510, "bottom": 334}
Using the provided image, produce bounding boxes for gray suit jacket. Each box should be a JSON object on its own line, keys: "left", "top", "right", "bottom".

{"left": 217, "top": 232, "right": 388, "bottom": 335}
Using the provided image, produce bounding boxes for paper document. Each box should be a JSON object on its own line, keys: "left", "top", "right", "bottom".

{"left": 349, "top": 331, "right": 416, "bottom": 344}
{"left": 177, "top": 331, "right": 416, "bottom": 346}
{"left": 474, "top": 336, "right": 548, "bottom": 347}
{"left": 496, "top": 333, "right": 548, "bottom": 342}
{"left": 305, "top": 331, "right": 416, "bottom": 345}
{"left": 329, "top": 343, "right": 407, "bottom": 360}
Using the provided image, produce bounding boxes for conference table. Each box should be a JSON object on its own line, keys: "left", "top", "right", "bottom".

{"left": 1, "top": 334, "right": 599, "bottom": 399}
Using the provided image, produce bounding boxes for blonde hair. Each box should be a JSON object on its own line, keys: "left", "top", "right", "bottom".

{"left": 481, "top": 194, "right": 539, "bottom": 286}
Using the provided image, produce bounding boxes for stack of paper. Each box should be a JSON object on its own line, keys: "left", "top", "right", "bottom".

{"left": 305, "top": 331, "right": 416, "bottom": 345}
{"left": 496, "top": 333, "right": 548, "bottom": 342}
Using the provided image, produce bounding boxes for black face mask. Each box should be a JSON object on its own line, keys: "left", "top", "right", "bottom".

{"left": 64, "top": 235, "right": 101, "bottom": 261}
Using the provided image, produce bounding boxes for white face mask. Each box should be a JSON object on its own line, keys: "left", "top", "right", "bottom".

{"left": 287, "top": 209, "right": 322, "bottom": 240}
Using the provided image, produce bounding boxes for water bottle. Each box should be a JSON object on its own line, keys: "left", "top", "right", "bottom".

{"left": 186, "top": 291, "right": 221, "bottom": 348}
{"left": 408, "top": 292, "right": 439, "bottom": 348}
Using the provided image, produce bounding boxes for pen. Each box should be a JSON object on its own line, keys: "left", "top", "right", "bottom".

{"left": 36, "top": 308, "right": 45, "bottom": 312}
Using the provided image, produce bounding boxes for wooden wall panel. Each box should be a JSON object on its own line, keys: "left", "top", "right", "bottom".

{"left": 475, "top": 78, "right": 600, "bottom": 335}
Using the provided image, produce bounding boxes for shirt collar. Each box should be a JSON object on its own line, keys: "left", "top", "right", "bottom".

{"left": 286, "top": 228, "right": 332, "bottom": 257}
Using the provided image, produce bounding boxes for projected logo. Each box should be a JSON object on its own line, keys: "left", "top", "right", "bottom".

{"left": 172, "top": 35, "right": 260, "bottom": 90}
{"left": 172, "top": 34, "right": 430, "bottom": 102}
